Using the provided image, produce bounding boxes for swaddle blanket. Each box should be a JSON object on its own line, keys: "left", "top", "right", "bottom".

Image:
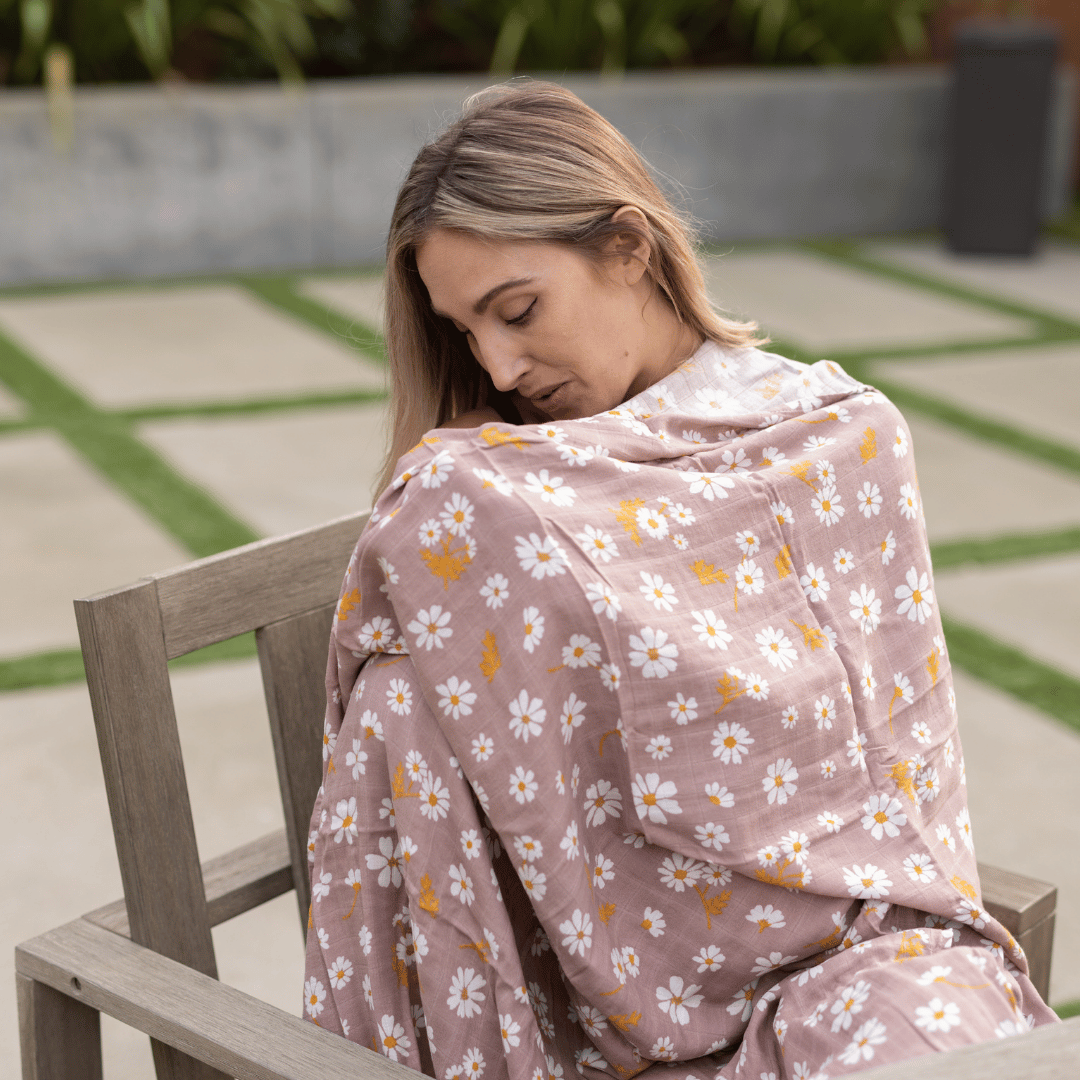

{"left": 304, "top": 341, "right": 1055, "bottom": 1080}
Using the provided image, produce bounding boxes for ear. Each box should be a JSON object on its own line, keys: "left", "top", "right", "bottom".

{"left": 604, "top": 205, "right": 652, "bottom": 287}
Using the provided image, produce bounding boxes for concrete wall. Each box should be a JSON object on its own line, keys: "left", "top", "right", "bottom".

{"left": 0, "top": 67, "right": 1075, "bottom": 286}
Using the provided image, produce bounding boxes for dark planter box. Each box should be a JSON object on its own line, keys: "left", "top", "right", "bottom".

{"left": 946, "top": 19, "right": 1061, "bottom": 256}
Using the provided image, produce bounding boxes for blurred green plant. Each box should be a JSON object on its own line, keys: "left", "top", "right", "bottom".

{"left": 0, "top": 0, "right": 352, "bottom": 84}
{"left": 434, "top": 0, "right": 730, "bottom": 75}
{"left": 0, "top": 0, "right": 947, "bottom": 85}
{"left": 434, "top": 0, "right": 938, "bottom": 75}
{"left": 729, "top": 0, "right": 937, "bottom": 64}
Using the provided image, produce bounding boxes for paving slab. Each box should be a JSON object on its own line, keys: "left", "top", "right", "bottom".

{"left": 867, "top": 240, "right": 1080, "bottom": 324}
{"left": 935, "top": 551, "right": 1080, "bottom": 683}
{"left": 868, "top": 343, "right": 1080, "bottom": 455}
{"left": 299, "top": 275, "right": 385, "bottom": 333}
{"left": 0, "top": 658, "right": 302, "bottom": 1080}
{"left": 0, "top": 430, "right": 189, "bottom": 658}
{"left": 702, "top": 249, "right": 1033, "bottom": 354}
{"left": 0, "top": 284, "right": 386, "bottom": 409}
{"left": 139, "top": 401, "right": 389, "bottom": 538}
{"left": 902, "top": 413, "right": 1080, "bottom": 544}
{"left": 956, "top": 667, "right": 1080, "bottom": 1005}
{"left": 0, "top": 381, "right": 25, "bottom": 418}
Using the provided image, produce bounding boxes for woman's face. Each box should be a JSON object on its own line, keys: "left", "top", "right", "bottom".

{"left": 415, "top": 226, "right": 692, "bottom": 422}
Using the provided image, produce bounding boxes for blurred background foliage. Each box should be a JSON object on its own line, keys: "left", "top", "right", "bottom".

{"left": 0, "top": 0, "right": 947, "bottom": 86}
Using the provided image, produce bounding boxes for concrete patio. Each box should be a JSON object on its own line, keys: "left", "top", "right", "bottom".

{"left": 2, "top": 235, "right": 1078, "bottom": 1077}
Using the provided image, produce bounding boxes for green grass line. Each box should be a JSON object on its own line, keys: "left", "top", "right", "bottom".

{"left": 831, "top": 334, "right": 1070, "bottom": 368}
{"left": 117, "top": 387, "right": 387, "bottom": 423}
{"left": 941, "top": 614, "right": 1080, "bottom": 734}
{"left": 0, "top": 649, "right": 86, "bottom": 692}
{"left": 0, "top": 634, "right": 260, "bottom": 693}
{"left": 870, "top": 377, "right": 1080, "bottom": 480}
{"left": 240, "top": 275, "right": 386, "bottom": 365}
{"left": 1056, "top": 998, "right": 1080, "bottom": 1019}
{"left": 169, "top": 632, "right": 259, "bottom": 669}
{"left": 0, "top": 331, "right": 261, "bottom": 557}
{"left": 932, "top": 527, "right": 1080, "bottom": 571}
{"left": 802, "top": 238, "right": 1080, "bottom": 338}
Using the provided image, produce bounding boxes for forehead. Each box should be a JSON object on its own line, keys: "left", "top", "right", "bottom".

{"left": 415, "top": 229, "right": 588, "bottom": 314}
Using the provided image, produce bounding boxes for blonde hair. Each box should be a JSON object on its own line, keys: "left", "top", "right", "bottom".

{"left": 377, "top": 81, "right": 762, "bottom": 496}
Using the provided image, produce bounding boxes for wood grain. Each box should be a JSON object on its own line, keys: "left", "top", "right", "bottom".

{"left": 17, "top": 918, "right": 419, "bottom": 1080}
{"left": 257, "top": 605, "right": 336, "bottom": 930}
{"left": 17, "top": 972, "right": 103, "bottom": 1080}
{"left": 857, "top": 1014, "right": 1080, "bottom": 1079}
{"left": 84, "top": 831, "right": 293, "bottom": 938}
{"left": 980, "top": 861, "right": 1058, "bottom": 934}
{"left": 153, "top": 512, "right": 366, "bottom": 658}
{"left": 74, "top": 580, "right": 229, "bottom": 1080}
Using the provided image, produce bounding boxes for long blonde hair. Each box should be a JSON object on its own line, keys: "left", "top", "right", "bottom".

{"left": 377, "top": 81, "right": 761, "bottom": 497}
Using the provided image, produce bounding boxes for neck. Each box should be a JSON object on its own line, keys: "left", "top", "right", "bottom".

{"left": 628, "top": 288, "right": 705, "bottom": 399}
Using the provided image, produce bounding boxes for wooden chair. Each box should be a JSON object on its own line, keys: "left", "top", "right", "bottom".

{"left": 14, "top": 511, "right": 1075, "bottom": 1080}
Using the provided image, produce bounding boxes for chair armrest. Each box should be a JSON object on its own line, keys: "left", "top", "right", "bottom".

{"left": 857, "top": 1015, "right": 1080, "bottom": 1079}
{"left": 16, "top": 917, "right": 411, "bottom": 1080}
{"left": 978, "top": 860, "right": 1057, "bottom": 1001}
{"left": 83, "top": 830, "right": 294, "bottom": 937}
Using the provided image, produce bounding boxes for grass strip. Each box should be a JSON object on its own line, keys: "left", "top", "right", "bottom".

{"left": 931, "top": 528, "right": 1080, "bottom": 571}
{"left": 0, "top": 331, "right": 261, "bottom": 557}
{"left": 802, "top": 238, "right": 1080, "bottom": 338}
{"left": 941, "top": 614, "right": 1080, "bottom": 734}
{"left": 117, "top": 387, "right": 387, "bottom": 423}
{"left": 169, "top": 632, "right": 259, "bottom": 669}
{"left": 0, "top": 634, "right": 260, "bottom": 693}
{"left": 1055, "top": 999, "right": 1080, "bottom": 1020}
{"left": 869, "top": 375, "right": 1080, "bottom": 480}
{"left": 241, "top": 275, "right": 386, "bottom": 365}
{"left": 0, "top": 649, "right": 85, "bottom": 692}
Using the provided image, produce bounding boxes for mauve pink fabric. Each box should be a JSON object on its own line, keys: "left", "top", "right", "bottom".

{"left": 303, "top": 342, "right": 1056, "bottom": 1080}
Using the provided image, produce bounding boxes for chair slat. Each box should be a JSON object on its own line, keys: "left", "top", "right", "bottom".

{"left": 75, "top": 579, "right": 228, "bottom": 1080}
{"left": 17, "top": 919, "right": 418, "bottom": 1080}
{"left": 84, "top": 831, "right": 293, "bottom": 938}
{"left": 257, "top": 604, "right": 337, "bottom": 929}
{"left": 75, "top": 580, "right": 217, "bottom": 975}
{"left": 154, "top": 513, "right": 366, "bottom": 659}
{"left": 857, "top": 1015, "right": 1080, "bottom": 1079}
{"left": 17, "top": 972, "right": 102, "bottom": 1080}
{"left": 980, "top": 862, "right": 1057, "bottom": 935}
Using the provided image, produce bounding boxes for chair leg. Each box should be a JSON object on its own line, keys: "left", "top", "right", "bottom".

{"left": 17, "top": 973, "right": 103, "bottom": 1080}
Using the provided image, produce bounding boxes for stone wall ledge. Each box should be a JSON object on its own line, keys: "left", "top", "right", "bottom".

{"left": 0, "top": 67, "right": 1074, "bottom": 286}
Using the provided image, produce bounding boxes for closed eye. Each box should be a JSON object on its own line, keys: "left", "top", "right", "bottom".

{"left": 506, "top": 299, "right": 536, "bottom": 327}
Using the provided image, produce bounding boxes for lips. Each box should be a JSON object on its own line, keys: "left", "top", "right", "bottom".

{"left": 530, "top": 381, "right": 569, "bottom": 408}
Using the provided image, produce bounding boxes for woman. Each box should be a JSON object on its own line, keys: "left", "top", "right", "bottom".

{"left": 304, "top": 83, "right": 1055, "bottom": 1079}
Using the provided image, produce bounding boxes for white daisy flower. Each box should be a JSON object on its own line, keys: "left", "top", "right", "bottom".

{"left": 479, "top": 573, "right": 509, "bottom": 609}
{"left": 898, "top": 482, "right": 919, "bottom": 520}
{"left": 669, "top": 692, "right": 698, "bottom": 723}
{"left": 628, "top": 627, "right": 678, "bottom": 678}
{"left": 812, "top": 483, "right": 844, "bottom": 526}
{"left": 757, "top": 625, "right": 798, "bottom": 671}
{"left": 471, "top": 467, "right": 513, "bottom": 495}
{"left": 639, "top": 571, "right": 678, "bottom": 611}
{"left": 576, "top": 524, "right": 618, "bottom": 562}
{"left": 691, "top": 608, "right": 733, "bottom": 650}
{"left": 585, "top": 580, "right": 621, "bottom": 621}
{"left": 636, "top": 505, "right": 669, "bottom": 539}
{"left": 521, "top": 606, "right": 544, "bottom": 653}
{"left": 895, "top": 566, "right": 934, "bottom": 624}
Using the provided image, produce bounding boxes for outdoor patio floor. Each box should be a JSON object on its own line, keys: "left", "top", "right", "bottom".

{"left": 2, "top": 235, "right": 1078, "bottom": 1077}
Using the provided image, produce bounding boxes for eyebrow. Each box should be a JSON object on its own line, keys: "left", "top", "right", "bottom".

{"left": 431, "top": 277, "right": 535, "bottom": 320}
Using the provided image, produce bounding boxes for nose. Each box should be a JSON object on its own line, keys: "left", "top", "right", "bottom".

{"left": 473, "top": 330, "right": 529, "bottom": 393}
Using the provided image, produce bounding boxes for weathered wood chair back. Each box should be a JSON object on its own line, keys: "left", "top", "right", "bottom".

{"left": 74, "top": 510, "right": 368, "bottom": 1078}
{"left": 18, "top": 508, "right": 1062, "bottom": 1080}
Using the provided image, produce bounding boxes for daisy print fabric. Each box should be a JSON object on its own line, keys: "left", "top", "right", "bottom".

{"left": 304, "top": 341, "right": 1056, "bottom": 1080}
